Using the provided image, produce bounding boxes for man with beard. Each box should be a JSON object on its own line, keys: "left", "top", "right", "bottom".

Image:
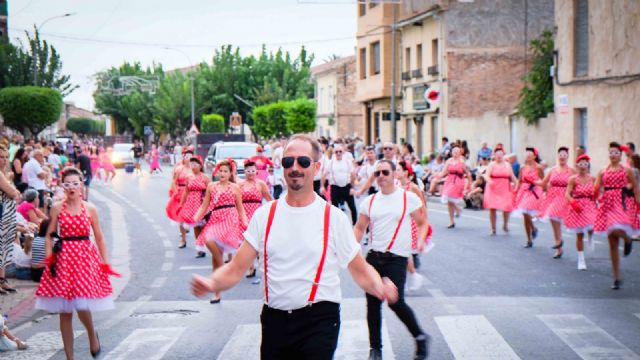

{"left": 191, "top": 134, "right": 398, "bottom": 359}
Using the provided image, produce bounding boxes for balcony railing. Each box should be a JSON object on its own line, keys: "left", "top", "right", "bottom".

{"left": 427, "top": 65, "right": 439, "bottom": 76}
{"left": 401, "top": 71, "right": 411, "bottom": 81}
{"left": 411, "top": 69, "right": 423, "bottom": 78}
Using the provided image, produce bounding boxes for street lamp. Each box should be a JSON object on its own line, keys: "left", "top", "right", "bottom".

{"left": 33, "top": 13, "right": 76, "bottom": 85}
{"left": 164, "top": 47, "right": 196, "bottom": 128}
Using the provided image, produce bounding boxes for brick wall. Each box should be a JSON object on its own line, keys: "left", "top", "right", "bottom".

{"left": 336, "top": 58, "right": 363, "bottom": 137}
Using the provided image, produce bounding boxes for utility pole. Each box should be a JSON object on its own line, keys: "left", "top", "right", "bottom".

{"left": 390, "top": 3, "right": 398, "bottom": 144}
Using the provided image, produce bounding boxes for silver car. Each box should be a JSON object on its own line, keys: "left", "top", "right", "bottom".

{"left": 206, "top": 142, "right": 258, "bottom": 179}
{"left": 111, "top": 143, "right": 134, "bottom": 167}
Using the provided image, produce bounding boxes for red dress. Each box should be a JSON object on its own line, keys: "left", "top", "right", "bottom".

{"left": 441, "top": 161, "right": 466, "bottom": 204}
{"left": 198, "top": 184, "right": 244, "bottom": 253}
{"left": 483, "top": 163, "right": 514, "bottom": 212}
{"left": 564, "top": 178, "right": 597, "bottom": 233}
{"left": 514, "top": 166, "right": 543, "bottom": 215}
{"left": 241, "top": 182, "right": 264, "bottom": 227}
{"left": 594, "top": 167, "right": 638, "bottom": 234}
{"left": 540, "top": 168, "right": 571, "bottom": 222}
{"left": 166, "top": 168, "right": 190, "bottom": 222}
{"left": 179, "top": 174, "right": 208, "bottom": 226}
{"left": 35, "top": 202, "right": 114, "bottom": 313}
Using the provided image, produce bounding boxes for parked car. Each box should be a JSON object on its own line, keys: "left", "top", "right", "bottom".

{"left": 111, "top": 143, "right": 134, "bottom": 167}
{"left": 205, "top": 141, "right": 258, "bottom": 179}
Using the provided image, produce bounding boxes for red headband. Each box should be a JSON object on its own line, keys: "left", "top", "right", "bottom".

{"left": 404, "top": 160, "right": 414, "bottom": 176}
{"left": 576, "top": 154, "right": 590, "bottom": 163}
{"left": 213, "top": 158, "right": 236, "bottom": 177}
{"left": 620, "top": 145, "right": 631, "bottom": 153}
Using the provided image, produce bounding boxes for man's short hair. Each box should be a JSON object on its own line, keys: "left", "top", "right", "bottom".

{"left": 377, "top": 159, "right": 396, "bottom": 171}
{"left": 286, "top": 134, "right": 322, "bottom": 161}
{"left": 442, "top": 137, "right": 449, "bottom": 142}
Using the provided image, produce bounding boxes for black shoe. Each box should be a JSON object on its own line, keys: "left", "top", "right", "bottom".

{"left": 178, "top": 242, "right": 187, "bottom": 249}
{"left": 0, "top": 278, "right": 16, "bottom": 293}
{"left": 246, "top": 269, "right": 256, "bottom": 278}
{"left": 524, "top": 241, "right": 533, "bottom": 248}
{"left": 210, "top": 296, "right": 221, "bottom": 304}
{"left": 552, "top": 241, "right": 564, "bottom": 250}
{"left": 415, "top": 334, "right": 430, "bottom": 360}
{"left": 90, "top": 333, "right": 101, "bottom": 358}
{"left": 624, "top": 240, "right": 633, "bottom": 257}
{"left": 532, "top": 227, "right": 538, "bottom": 239}
{"left": 368, "top": 349, "right": 382, "bottom": 360}
{"left": 195, "top": 251, "right": 206, "bottom": 258}
{"left": 611, "top": 279, "right": 622, "bottom": 290}
{"left": 553, "top": 249, "right": 563, "bottom": 259}
{"left": 447, "top": 223, "right": 455, "bottom": 229}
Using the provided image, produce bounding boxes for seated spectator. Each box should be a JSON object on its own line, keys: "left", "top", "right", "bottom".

{"left": 29, "top": 220, "right": 48, "bottom": 282}
{"left": 0, "top": 316, "right": 28, "bottom": 351}
{"left": 6, "top": 234, "right": 33, "bottom": 281}
{"left": 426, "top": 155, "right": 446, "bottom": 195}
{"left": 472, "top": 157, "right": 490, "bottom": 180}
{"left": 17, "top": 189, "right": 47, "bottom": 224}
{"left": 464, "top": 176, "right": 486, "bottom": 210}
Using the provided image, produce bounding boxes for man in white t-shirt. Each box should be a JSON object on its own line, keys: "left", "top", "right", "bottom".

{"left": 356, "top": 145, "right": 379, "bottom": 197}
{"left": 192, "top": 134, "right": 397, "bottom": 359}
{"left": 320, "top": 144, "right": 357, "bottom": 224}
{"left": 354, "top": 160, "right": 430, "bottom": 360}
{"left": 22, "top": 150, "right": 48, "bottom": 208}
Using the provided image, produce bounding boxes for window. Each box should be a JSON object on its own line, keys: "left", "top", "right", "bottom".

{"left": 358, "top": 2, "right": 367, "bottom": 16}
{"left": 369, "top": 1, "right": 378, "bottom": 8}
{"left": 416, "top": 44, "right": 423, "bottom": 70}
{"left": 574, "top": 0, "right": 589, "bottom": 76}
{"left": 405, "top": 47, "right": 411, "bottom": 71}
{"left": 371, "top": 41, "right": 381, "bottom": 75}
{"left": 359, "top": 48, "right": 367, "bottom": 79}
{"left": 430, "top": 116, "right": 438, "bottom": 152}
{"left": 431, "top": 39, "right": 439, "bottom": 66}
{"left": 576, "top": 109, "right": 588, "bottom": 150}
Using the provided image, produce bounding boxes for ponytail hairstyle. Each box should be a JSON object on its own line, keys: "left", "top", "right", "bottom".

{"left": 525, "top": 147, "right": 541, "bottom": 163}
{"left": 398, "top": 160, "right": 418, "bottom": 185}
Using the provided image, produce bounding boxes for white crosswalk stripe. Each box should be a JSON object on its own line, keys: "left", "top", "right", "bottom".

{"left": 103, "top": 327, "right": 186, "bottom": 360}
{"left": 537, "top": 314, "right": 640, "bottom": 360}
{"left": 2, "top": 331, "right": 83, "bottom": 360}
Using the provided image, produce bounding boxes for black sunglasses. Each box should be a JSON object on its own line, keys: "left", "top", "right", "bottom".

{"left": 374, "top": 170, "right": 391, "bottom": 177}
{"left": 282, "top": 156, "right": 312, "bottom": 169}
{"left": 383, "top": 147, "right": 393, "bottom": 151}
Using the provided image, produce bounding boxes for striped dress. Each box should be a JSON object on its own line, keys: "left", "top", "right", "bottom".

{"left": 0, "top": 188, "right": 16, "bottom": 268}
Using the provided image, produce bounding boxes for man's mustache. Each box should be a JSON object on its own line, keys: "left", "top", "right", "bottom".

{"left": 287, "top": 171, "right": 304, "bottom": 178}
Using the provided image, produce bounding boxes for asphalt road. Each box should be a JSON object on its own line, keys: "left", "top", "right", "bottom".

{"left": 8, "top": 164, "right": 640, "bottom": 360}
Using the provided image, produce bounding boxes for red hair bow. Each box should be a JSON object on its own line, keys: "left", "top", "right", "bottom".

{"left": 404, "top": 160, "right": 414, "bottom": 176}
{"left": 213, "top": 158, "right": 236, "bottom": 177}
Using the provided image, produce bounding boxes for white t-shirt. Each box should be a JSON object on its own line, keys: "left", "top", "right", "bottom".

{"left": 13, "top": 243, "right": 31, "bottom": 268}
{"left": 359, "top": 188, "right": 421, "bottom": 257}
{"left": 23, "top": 158, "right": 46, "bottom": 190}
{"left": 324, "top": 158, "right": 352, "bottom": 187}
{"left": 272, "top": 147, "right": 283, "bottom": 167}
{"left": 267, "top": 173, "right": 284, "bottom": 187}
{"left": 47, "top": 153, "right": 61, "bottom": 170}
{"left": 244, "top": 195, "right": 360, "bottom": 311}
{"left": 358, "top": 160, "right": 378, "bottom": 186}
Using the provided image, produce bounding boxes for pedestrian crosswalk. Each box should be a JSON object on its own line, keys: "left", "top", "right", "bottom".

{"left": 8, "top": 299, "right": 640, "bottom": 360}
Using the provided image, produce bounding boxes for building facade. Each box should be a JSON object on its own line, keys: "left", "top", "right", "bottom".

{"left": 311, "top": 56, "right": 362, "bottom": 139}
{"left": 553, "top": 0, "right": 640, "bottom": 170}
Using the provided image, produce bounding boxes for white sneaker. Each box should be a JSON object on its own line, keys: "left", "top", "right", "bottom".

{"left": 577, "top": 259, "right": 587, "bottom": 271}
{"left": 407, "top": 272, "right": 425, "bottom": 291}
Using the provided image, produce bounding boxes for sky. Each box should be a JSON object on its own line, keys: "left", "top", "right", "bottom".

{"left": 7, "top": 0, "right": 358, "bottom": 110}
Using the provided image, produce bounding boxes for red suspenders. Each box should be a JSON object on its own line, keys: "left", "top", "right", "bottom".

{"left": 263, "top": 201, "right": 331, "bottom": 305}
{"left": 367, "top": 190, "right": 407, "bottom": 251}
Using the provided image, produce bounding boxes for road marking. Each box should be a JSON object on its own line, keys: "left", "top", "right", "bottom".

{"left": 435, "top": 315, "right": 521, "bottom": 359}
{"left": 157, "top": 230, "right": 168, "bottom": 237}
{"left": 217, "top": 320, "right": 394, "bottom": 360}
{"left": 537, "top": 314, "right": 640, "bottom": 360}
{"left": 2, "top": 331, "right": 83, "bottom": 360}
{"left": 165, "top": 250, "right": 175, "bottom": 258}
{"left": 92, "top": 190, "right": 131, "bottom": 299}
{"left": 443, "top": 304, "right": 463, "bottom": 315}
{"left": 427, "top": 288, "right": 446, "bottom": 299}
{"left": 635, "top": 313, "right": 640, "bottom": 321}
{"left": 152, "top": 223, "right": 163, "bottom": 231}
{"left": 179, "top": 265, "right": 212, "bottom": 270}
{"left": 163, "top": 240, "right": 172, "bottom": 248}
{"left": 161, "top": 262, "right": 173, "bottom": 271}
{"left": 99, "top": 296, "right": 152, "bottom": 330}
{"left": 103, "top": 327, "right": 186, "bottom": 360}
{"left": 151, "top": 277, "right": 167, "bottom": 288}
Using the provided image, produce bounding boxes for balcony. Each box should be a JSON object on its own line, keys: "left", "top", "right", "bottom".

{"left": 427, "top": 65, "right": 439, "bottom": 76}
{"left": 411, "top": 69, "right": 423, "bottom": 78}
{"left": 401, "top": 71, "right": 411, "bottom": 81}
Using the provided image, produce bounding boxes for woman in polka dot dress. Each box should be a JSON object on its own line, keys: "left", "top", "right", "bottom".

{"left": 439, "top": 145, "right": 472, "bottom": 229}
{"left": 565, "top": 154, "right": 597, "bottom": 271}
{"left": 539, "top": 147, "right": 575, "bottom": 259}
{"left": 166, "top": 148, "right": 193, "bottom": 248}
{"left": 178, "top": 156, "right": 210, "bottom": 257}
{"left": 484, "top": 146, "right": 517, "bottom": 235}
{"left": 194, "top": 159, "right": 248, "bottom": 303}
{"left": 514, "top": 147, "right": 544, "bottom": 248}
{"left": 36, "top": 168, "right": 119, "bottom": 359}
{"left": 593, "top": 142, "right": 640, "bottom": 290}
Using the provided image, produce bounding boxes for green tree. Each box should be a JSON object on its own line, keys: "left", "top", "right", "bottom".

{"left": 66, "top": 117, "right": 105, "bottom": 135}
{"left": 201, "top": 114, "right": 225, "bottom": 133}
{"left": 285, "top": 98, "right": 316, "bottom": 134}
{"left": 152, "top": 71, "right": 193, "bottom": 135}
{"left": 0, "top": 86, "right": 63, "bottom": 135}
{"left": 517, "top": 30, "right": 554, "bottom": 125}
{"left": 251, "top": 101, "right": 289, "bottom": 139}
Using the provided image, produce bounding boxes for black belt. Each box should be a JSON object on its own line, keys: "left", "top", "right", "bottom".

{"left": 262, "top": 301, "right": 339, "bottom": 316}
{"left": 573, "top": 195, "right": 591, "bottom": 199}
{"left": 490, "top": 175, "right": 509, "bottom": 179}
{"left": 213, "top": 204, "right": 235, "bottom": 211}
{"left": 49, "top": 232, "right": 90, "bottom": 277}
{"left": 243, "top": 200, "right": 262, "bottom": 204}
{"left": 367, "top": 250, "right": 405, "bottom": 259}
{"left": 527, "top": 184, "right": 539, "bottom": 199}
{"left": 604, "top": 187, "right": 634, "bottom": 210}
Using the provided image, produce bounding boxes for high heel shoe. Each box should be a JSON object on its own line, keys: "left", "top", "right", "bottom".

{"left": 553, "top": 249, "right": 563, "bottom": 259}
{"left": 489, "top": 230, "right": 496, "bottom": 236}
{"left": 178, "top": 240, "right": 187, "bottom": 249}
{"left": 611, "top": 279, "right": 622, "bottom": 290}
{"left": 623, "top": 240, "right": 632, "bottom": 257}
{"left": 90, "top": 333, "right": 101, "bottom": 358}
{"left": 447, "top": 223, "right": 455, "bottom": 229}
{"left": 523, "top": 241, "right": 533, "bottom": 248}
{"left": 552, "top": 241, "right": 564, "bottom": 250}
{"left": 246, "top": 269, "right": 256, "bottom": 278}
{"left": 210, "top": 295, "right": 221, "bottom": 304}
{"left": 531, "top": 227, "right": 538, "bottom": 240}
{"left": 195, "top": 251, "right": 206, "bottom": 258}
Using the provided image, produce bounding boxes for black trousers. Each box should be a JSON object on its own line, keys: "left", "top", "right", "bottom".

{"left": 313, "top": 179, "right": 322, "bottom": 197}
{"left": 261, "top": 301, "right": 340, "bottom": 360}
{"left": 273, "top": 185, "right": 283, "bottom": 199}
{"left": 366, "top": 251, "right": 425, "bottom": 351}
{"left": 330, "top": 184, "right": 357, "bottom": 224}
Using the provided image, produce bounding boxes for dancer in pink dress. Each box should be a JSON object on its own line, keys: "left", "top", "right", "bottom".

{"left": 166, "top": 148, "right": 193, "bottom": 248}
{"left": 99, "top": 148, "right": 116, "bottom": 183}
{"left": 484, "top": 146, "right": 517, "bottom": 235}
{"left": 89, "top": 147, "right": 101, "bottom": 179}
{"left": 439, "top": 145, "right": 472, "bottom": 228}
{"left": 565, "top": 154, "right": 597, "bottom": 270}
{"left": 36, "top": 168, "right": 119, "bottom": 359}
{"left": 239, "top": 160, "right": 272, "bottom": 279}
{"left": 149, "top": 144, "right": 162, "bottom": 175}
{"left": 514, "top": 147, "right": 544, "bottom": 248}
{"left": 194, "top": 159, "right": 248, "bottom": 303}
{"left": 178, "top": 156, "right": 210, "bottom": 256}
{"left": 539, "top": 147, "right": 575, "bottom": 258}
{"left": 248, "top": 145, "right": 274, "bottom": 183}
{"left": 593, "top": 142, "right": 639, "bottom": 289}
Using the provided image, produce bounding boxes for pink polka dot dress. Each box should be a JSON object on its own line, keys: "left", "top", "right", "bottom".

{"left": 179, "top": 174, "right": 208, "bottom": 226}
{"left": 564, "top": 178, "right": 597, "bottom": 234}
{"left": 514, "top": 166, "right": 543, "bottom": 216}
{"left": 166, "top": 169, "right": 189, "bottom": 222}
{"left": 198, "top": 184, "right": 244, "bottom": 253}
{"left": 483, "top": 164, "right": 514, "bottom": 212}
{"left": 540, "top": 168, "right": 571, "bottom": 222}
{"left": 594, "top": 167, "right": 638, "bottom": 235}
{"left": 441, "top": 161, "right": 466, "bottom": 204}
{"left": 35, "top": 202, "right": 114, "bottom": 313}
{"left": 240, "top": 182, "right": 264, "bottom": 229}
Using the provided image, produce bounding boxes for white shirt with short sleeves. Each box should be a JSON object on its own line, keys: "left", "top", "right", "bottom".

{"left": 243, "top": 194, "right": 360, "bottom": 311}
{"left": 359, "top": 188, "right": 421, "bottom": 258}
{"left": 324, "top": 158, "right": 352, "bottom": 187}
{"left": 358, "top": 160, "right": 378, "bottom": 186}
{"left": 23, "top": 158, "right": 46, "bottom": 190}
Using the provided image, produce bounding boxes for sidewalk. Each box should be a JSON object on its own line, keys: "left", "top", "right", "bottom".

{"left": 0, "top": 279, "right": 42, "bottom": 328}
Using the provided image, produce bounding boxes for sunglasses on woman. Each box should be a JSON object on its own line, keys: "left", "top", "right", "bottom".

{"left": 374, "top": 170, "right": 391, "bottom": 177}
{"left": 62, "top": 181, "right": 82, "bottom": 189}
{"left": 282, "top": 156, "right": 312, "bottom": 169}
